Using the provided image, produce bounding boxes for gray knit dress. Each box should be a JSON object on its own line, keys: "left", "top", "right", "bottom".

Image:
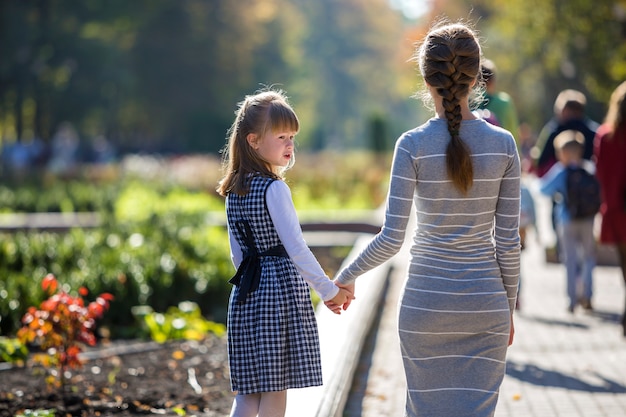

{"left": 336, "top": 118, "right": 520, "bottom": 417}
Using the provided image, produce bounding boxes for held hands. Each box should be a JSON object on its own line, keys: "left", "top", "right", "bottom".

{"left": 324, "top": 282, "right": 356, "bottom": 315}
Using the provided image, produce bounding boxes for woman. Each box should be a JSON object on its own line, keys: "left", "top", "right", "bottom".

{"left": 330, "top": 21, "right": 520, "bottom": 416}
{"left": 594, "top": 80, "right": 626, "bottom": 337}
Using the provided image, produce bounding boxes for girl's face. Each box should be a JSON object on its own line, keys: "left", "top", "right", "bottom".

{"left": 254, "top": 129, "right": 296, "bottom": 170}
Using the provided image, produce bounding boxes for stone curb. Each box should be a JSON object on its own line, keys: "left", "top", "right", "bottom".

{"left": 285, "top": 234, "right": 392, "bottom": 417}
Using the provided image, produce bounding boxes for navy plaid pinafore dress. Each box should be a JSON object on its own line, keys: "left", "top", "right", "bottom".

{"left": 226, "top": 175, "right": 323, "bottom": 394}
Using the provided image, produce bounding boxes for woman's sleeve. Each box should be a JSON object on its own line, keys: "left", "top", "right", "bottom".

{"left": 335, "top": 136, "right": 415, "bottom": 285}
{"left": 495, "top": 143, "right": 521, "bottom": 313}
{"left": 266, "top": 181, "right": 339, "bottom": 301}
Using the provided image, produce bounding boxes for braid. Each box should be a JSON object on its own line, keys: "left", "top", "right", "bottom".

{"left": 417, "top": 23, "right": 480, "bottom": 194}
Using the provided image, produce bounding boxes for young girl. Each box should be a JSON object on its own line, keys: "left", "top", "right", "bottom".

{"left": 330, "top": 21, "right": 520, "bottom": 417}
{"left": 217, "top": 89, "right": 351, "bottom": 417}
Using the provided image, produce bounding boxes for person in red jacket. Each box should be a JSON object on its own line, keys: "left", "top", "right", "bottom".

{"left": 594, "top": 81, "right": 626, "bottom": 337}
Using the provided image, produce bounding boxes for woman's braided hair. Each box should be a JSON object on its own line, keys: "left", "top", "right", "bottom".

{"left": 418, "top": 23, "right": 481, "bottom": 194}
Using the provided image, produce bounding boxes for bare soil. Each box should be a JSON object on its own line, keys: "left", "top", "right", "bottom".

{"left": 0, "top": 246, "right": 348, "bottom": 417}
{"left": 0, "top": 334, "right": 232, "bottom": 416}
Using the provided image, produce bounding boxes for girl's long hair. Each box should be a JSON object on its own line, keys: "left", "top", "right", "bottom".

{"left": 217, "top": 89, "right": 299, "bottom": 196}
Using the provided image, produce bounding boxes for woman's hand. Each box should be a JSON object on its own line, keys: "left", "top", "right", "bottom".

{"left": 508, "top": 314, "right": 515, "bottom": 346}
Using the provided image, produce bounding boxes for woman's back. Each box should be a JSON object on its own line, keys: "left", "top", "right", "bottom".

{"left": 406, "top": 118, "right": 519, "bottom": 253}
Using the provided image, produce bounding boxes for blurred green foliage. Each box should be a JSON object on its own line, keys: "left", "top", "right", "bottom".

{"left": 0, "top": 220, "right": 234, "bottom": 338}
{"left": 0, "top": 336, "right": 28, "bottom": 364}
{"left": 0, "top": 181, "right": 117, "bottom": 213}
{"left": 15, "top": 410, "right": 56, "bottom": 417}
{"left": 0, "top": 0, "right": 413, "bottom": 153}
{"left": 1, "top": 0, "right": 625, "bottom": 156}
{"left": 0, "top": 152, "right": 389, "bottom": 340}
{"left": 0, "top": 178, "right": 233, "bottom": 338}
{"left": 430, "top": 0, "right": 626, "bottom": 127}
{"left": 134, "top": 301, "right": 226, "bottom": 344}
{"left": 289, "top": 151, "right": 390, "bottom": 211}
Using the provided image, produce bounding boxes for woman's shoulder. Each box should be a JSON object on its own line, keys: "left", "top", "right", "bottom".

{"left": 474, "top": 120, "right": 517, "bottom": 149}
{"left": 470, "top": 117, "right": 510, "bottom": 135}
{"left": 398, "top": 118, "right": 444, "bottom": 144}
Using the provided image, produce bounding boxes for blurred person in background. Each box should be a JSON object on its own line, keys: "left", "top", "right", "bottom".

{"left": 533, "top": 89, "right": 599, "bottom": 178}
{"left": 478, "top": 59, "right": 520, "bottom": 147}
{"left": 540, "top": 130, "right": 598, "bottom": 313}
{"left": 48, "top": 122, "right": 80, "bottom": 175}
{"left": 594, "top": 81, "right": 626, "bottom": 337}
{"left": 533, "top": 90, "right": 599, "bottom": 258}
{"left": 518, "top": 122, "right": 537, "bottom": 173}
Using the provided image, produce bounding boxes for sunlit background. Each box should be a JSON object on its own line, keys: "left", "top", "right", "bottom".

{"left": 1, "top": 4, "right": 626, "bottom": 414}
{"left": 1, "top": 0, "right": 624, "bottom": 157}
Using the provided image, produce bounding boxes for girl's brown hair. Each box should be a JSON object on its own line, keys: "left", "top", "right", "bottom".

{"left": 416, "top": 22, "right": 481, "bottom": 194}
{"left": 605, "top": 81, "right": 626, "bottom": 140}
{"left": 217, "top": 89, "right": 299, "bottom": 196}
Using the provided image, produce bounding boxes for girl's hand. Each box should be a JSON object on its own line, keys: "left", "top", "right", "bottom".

{"left": 325, "top": 288, "right": 355, "bottom": 314}
{"left": 324, "top": 299, "right": 343, "bottom": 314}
{"left": 508, "top": 314, "right": 515, "bottom": 346}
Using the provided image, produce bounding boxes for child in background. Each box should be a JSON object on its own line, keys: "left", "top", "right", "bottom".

{"left": 540, "top": 130, "right": 597, "bottom": 313}
{"left": 517, "top": 180, "right": 537, "bottom": 310}
{"left": 217, "top": 89, "right": 351, "bottom": 417}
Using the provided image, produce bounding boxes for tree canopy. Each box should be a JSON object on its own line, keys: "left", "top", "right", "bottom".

{"left": 1, "top": 0, "right": 625, "bottom": 154}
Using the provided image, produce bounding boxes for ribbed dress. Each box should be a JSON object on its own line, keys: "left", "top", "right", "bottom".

{"left": 336, "top": 118, "right": 521, "bottom": 417}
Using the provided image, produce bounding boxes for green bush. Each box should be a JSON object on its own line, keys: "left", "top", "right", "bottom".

{"left": 134, "top": 301, "right": 226, "bottom": 343}
{"left": 0, "top": 337, "right": 28, "bottom": 364}
{"left": 0, "top": 180, "right": 118, "bottom": 213}
{"left": 0, "top": 218, "right": 233, "bottom": 338}
{"left": 15, "top": 410, "right": 56, "bottom": 417}
{"left": 289, "top": 151, "right": 389, "bottom": 210}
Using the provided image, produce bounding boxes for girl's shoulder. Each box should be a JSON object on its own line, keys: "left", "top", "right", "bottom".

{"left": 227, "top": 174, "right": 281, "bottom": 199}
{"left": 267, "top": 177, "right": 288, "bottom": 191}
{"left": 261, "top": 177, "right": 291, "bottom": 201}
{"left": 249, "top": 174, "right": 280, "bottom": 187}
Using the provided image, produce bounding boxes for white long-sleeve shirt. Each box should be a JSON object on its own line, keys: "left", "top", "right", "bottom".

{"left": 228, "top": 180, "right": 340, "bottom": 301}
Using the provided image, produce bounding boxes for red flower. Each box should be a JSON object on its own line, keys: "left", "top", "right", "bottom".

{"left": 41, "top": 274, "right": 58, "bottom": 294}
{"left": 88, "top": 302, "right": 104, "bottom": 318}
{"left": 18, "top": 275, "right": 114, "bottom": 389}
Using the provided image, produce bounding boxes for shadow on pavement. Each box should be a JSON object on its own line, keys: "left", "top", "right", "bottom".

{"left": 521, "top": 314, "right": 589, "bottom": 329}
{"left": 589, "top": 309, "right": 623, "bottom": 324}
{"left": 506, "top": 360, "right": 626, "bottom": 393}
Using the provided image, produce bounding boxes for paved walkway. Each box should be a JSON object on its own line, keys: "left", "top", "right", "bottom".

{"left": 344, "top": 184, "right": 626, "bottom": 416}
